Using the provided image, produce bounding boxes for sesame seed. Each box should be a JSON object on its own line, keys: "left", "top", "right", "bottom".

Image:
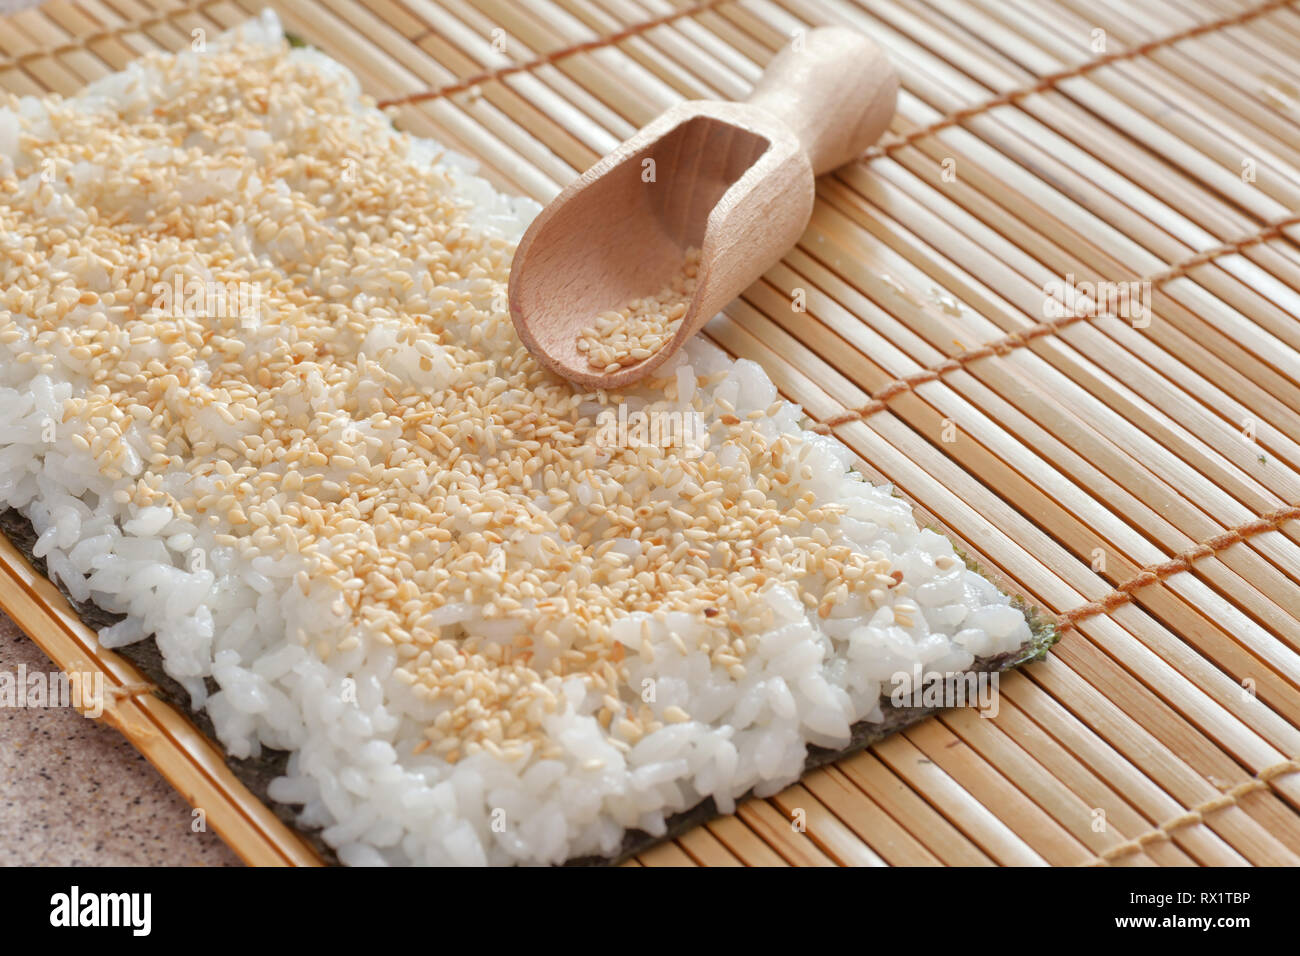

{"left": 0, "top": 38, "right": 909, "bottom": 766}
{"left": 575, "top": 248, "right": 701, "bottom": 371}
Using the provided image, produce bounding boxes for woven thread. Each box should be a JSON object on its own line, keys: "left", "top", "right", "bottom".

{"left": 1082, "top": 756, "right": 1300, "bottom": 865}
{"left": 3, "top": 0, "right": 1291, "bottom": 125}
{"left": 1055, "top": 504, "right": 1300, "bottom": 635}
{"left": 0, "top": 1, "right": 221, "bottom": 69}
{"left": 105, "top": 680, "right": 156, "bottom": 702}
{"left": 808, "top": 213, "right": 1300, "bottom": 435}
{"left": 865, "top": 0, "right": 1297, "bottom": 161}
{"left": 377, "top": 0, "right": 736, "bottom": 109}
{"left": 375, "top": 0, "right": 1295, "bottom": 127}
{"left": 0, "top": 0, "right": 725, "bottom": 73}
{"left": 5, "top": 0, "right": 1290, "bottom": 154}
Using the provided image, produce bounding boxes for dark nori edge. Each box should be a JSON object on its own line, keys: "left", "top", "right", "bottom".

{"left": 2, "top": 507, "right": 1056, "bottom": 866}
{"left": 0, "top": 510, "right": 343, "bottom": 864}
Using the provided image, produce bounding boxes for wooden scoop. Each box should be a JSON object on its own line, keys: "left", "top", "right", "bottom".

{"left": 508, "top": 27, "right": 898, "bottom": 389}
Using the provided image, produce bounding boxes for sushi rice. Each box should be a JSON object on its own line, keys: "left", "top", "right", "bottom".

{"left": 0, "top": 11, "right": 1031, "bottom": 865}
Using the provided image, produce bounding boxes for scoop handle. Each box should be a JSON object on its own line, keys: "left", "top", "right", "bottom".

{"left": 745, "top": 27, "right": 899, "bottom": 176}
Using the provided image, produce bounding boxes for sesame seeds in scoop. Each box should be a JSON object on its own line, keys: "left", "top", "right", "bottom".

{"left": 576, "top": 247, "right": 701, "bottom": 373}
{"left": 0, "top": 11, "right": 1034, "bottom": 866}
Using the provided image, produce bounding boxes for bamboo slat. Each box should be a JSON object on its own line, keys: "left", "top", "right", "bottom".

{"left": 1, "top": 0, "right": 1298, "bottom": 867}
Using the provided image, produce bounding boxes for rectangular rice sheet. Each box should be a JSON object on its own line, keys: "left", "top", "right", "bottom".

{"left": 0, "top": 12, "right": 1057, "bottom": 866}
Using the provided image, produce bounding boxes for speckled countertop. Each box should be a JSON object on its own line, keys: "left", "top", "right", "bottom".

{"left": 0, "top": 0, "right": 239, "bottom": 867}
{"left": 0, "top": 616, "right": 241, "bottom": 865}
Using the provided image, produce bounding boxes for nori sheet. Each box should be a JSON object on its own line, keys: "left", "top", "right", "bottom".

{"left": 2, "top": 507, "right": 1056, "bottom": 866}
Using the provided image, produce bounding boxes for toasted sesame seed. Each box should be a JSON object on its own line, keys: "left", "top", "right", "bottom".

{"left": 0, "top": 40, "right": 908, "bottom": 766}
{"left": 576, "top": 248, "right": 701, "bottom": 371}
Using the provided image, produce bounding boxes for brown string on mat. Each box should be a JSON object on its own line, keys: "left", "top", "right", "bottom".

{"left": 807, "top": 212, "right": 1300, "bottom": 436}
{"left": 375, "top": 0, "right": 1294, "bottom": 131}
{"left": 2, "top": 0, "right": 1288, "bottom": 135}
{"left": 105, "top": 680, "right": 157, "bottom": 702}
{"left": 3, "top": 0, "right": 1286, "bottom": 157}
{"left": 0, "top": 0, "right": 725, "bottom": 74}
{"left": 376, "top": 0, "right": 736, "bottom": 109}
{"left": 863, "top": 0, "right": 1298, "bottom": 161}
{"left": 1080, "top": 756, "right": 1300, "bottom": 866}
{"left": 0, "top": 0, "right": 222, "bottom": 70}
{"left": 1053, "top": 504, "right": 1300, "bottom": 635}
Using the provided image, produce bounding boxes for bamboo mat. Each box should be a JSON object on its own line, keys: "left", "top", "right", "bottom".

{"left": 2, "top": 0, "right": 1300, "bottom": 868}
